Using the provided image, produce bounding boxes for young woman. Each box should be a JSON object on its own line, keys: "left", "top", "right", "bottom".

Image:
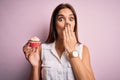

{"left": 23, "top": 3, "right": 95, "bottom": 80}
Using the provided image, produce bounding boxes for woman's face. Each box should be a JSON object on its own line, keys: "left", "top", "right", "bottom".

{"left": 56, "top": 8, "right": 75, "bottom": 39}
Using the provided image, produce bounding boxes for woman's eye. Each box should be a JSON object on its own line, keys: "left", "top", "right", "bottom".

{"left": 69, "top": 17, "right": 75, "bottom": 21}
{"left": 57, "top": 17, "right": 64, "bottom": 21}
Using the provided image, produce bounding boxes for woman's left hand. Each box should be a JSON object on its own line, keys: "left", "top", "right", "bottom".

{"left": 63, "top": 26, "right": 77, "bottom": 53}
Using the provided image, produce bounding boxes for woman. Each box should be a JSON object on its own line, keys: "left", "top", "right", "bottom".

{"left": 23, "top": 3, "right": 95, "bottom": 80}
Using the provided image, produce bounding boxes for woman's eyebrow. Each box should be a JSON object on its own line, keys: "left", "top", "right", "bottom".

{"left": 57, "top": 14, "right": 74, "bottom": 17}
{"left": 57, "top": 14, "right": 64, "bottom": 17}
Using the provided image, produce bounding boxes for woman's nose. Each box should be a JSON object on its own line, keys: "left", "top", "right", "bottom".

{"left": 64, "top": 18, "right": 71, "bottom": 27}
{"left": 65, "top": 23, "right": 70, "bottom": 27}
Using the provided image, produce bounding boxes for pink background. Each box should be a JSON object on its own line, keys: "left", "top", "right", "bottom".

{"left": 0, "top": 0, "right": 120, "bottom": 80}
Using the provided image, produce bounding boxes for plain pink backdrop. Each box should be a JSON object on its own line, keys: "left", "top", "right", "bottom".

{"left": 0, "top": 0, "right": 120, "bottom": 80}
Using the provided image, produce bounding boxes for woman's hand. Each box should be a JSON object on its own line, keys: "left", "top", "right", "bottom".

{"left": 63, "top": 26, "right": 77, "bottom": 53}
{"left": 23, "top": 42, "right": 41, "bottom": 67}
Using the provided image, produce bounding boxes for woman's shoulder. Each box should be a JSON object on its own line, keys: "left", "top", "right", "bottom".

{"left": 82, "top": 44, "right": 89, "bottom": 52}
{"left": 77, "top": 43, "right": 88, "bottom": 49}
{"left": 76, "top": 43, "right": 89, "bottom": 55}
{"left": 81, "top": 43, "right": 90, "bottom": 59}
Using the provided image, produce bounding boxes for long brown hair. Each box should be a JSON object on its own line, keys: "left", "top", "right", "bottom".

{"left": 45, "top": 3, "right": 80, "bottom": 43}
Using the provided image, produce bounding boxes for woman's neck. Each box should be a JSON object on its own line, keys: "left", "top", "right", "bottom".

{"left": 55, "top": 38, "right": 65, "bottom": 57}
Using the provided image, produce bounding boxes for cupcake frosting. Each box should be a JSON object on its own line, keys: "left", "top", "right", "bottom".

{"left": 29, "top": 36, "right": 40, "bottom": 42}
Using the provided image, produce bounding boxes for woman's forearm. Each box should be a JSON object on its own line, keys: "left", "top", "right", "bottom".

{"left": 70, "top": 57, "right": 95, "bottom": 80}
{"left": 30, "top": 66, "right": 40, "bottom": 80}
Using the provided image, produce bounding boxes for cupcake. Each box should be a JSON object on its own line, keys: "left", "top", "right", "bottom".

{"left": 29, "top": 36, "right": 41, "bottom": 48}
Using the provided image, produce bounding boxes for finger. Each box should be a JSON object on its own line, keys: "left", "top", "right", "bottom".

{"left": 71, "top": 30, "right": 75, "bottom": 39}
{"left": 72, "top": 32, "right": 77, "bottom": 43}
{"left": 25, "top": 46, "right": 32, "bottom": 56}
{"left": 25, "top": 53, "right": 29, "bottom": 60}
{"left": 23, "top": 44, "right": 28, "bottom": 52}
{"left": 63, "top": 30, "right": 67, "bottom": 47}
{"left": 23, "top": 42, "right": 30, "bottom": 52}
{"left": 23, "top": 45, "right": 29, "bottom": 54}
{"left": 27, "top": 52, "right": 32, "bottom": 60}
{"left": 63, "top": 29, "right": 66, "bottom": 40}
{"left": 65, "top": 27, "right": 69, "bottom": 40}
{"left": 67, "top": 26, "right": 72, "bottom": 38}
{"left": 69, "top": 24, "right": 74, "bottom": 32}
{"left": 32, "top": 48, "right": 36, "bottom": 53}
{"left": 25, "top": 51, "right": 30, "bottom": 59}
{"left": 36, "top": 47, "right": 40, "bottom": 54}
{"left": 73, "top": 32, "right": 76, "bottom": 39}
{"left": 26, "top": 47, "right": 35, "bottom": 60}
{"left": 69, "top": 25, "right": 74, "bottom": 37}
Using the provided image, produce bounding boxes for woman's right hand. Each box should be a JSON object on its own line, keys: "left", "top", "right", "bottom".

{"left": 23, "top": 42, "right": 41, "bottom": 67}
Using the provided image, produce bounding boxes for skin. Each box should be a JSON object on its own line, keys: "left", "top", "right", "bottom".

{"left": 55, "top": 8, "right": 76, "bottom": 57}
{"left": 23, "top": 43, "right": 41, "bottom": 80}
{"left": 56, "top": 8, "right": 95, "bottom": 80}
{"left": 23, "top": 8, "right": 95, "bottom": 80}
